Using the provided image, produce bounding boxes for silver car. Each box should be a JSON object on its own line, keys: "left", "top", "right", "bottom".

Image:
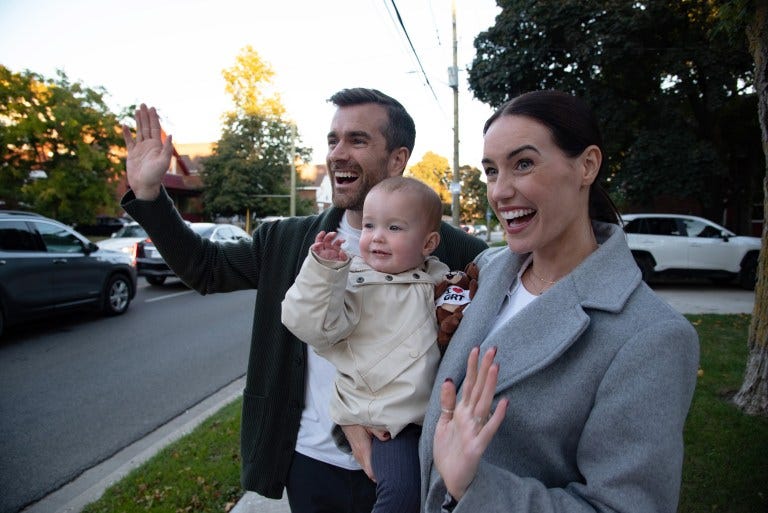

{"left": 96, "top": 222, "right": 149, "bottom": 255}
{"left": 136, "top": 222, "right": 252, "bottom": 286}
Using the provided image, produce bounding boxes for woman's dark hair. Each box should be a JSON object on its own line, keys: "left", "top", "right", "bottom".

{"left": 483, "top": 90, "right": 620, "bottom": 225}
{"left": 328, "top": 88, "right": 416, "bottom": 154}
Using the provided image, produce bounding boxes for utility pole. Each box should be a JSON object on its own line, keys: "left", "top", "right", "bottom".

{"left": 449, "top": 0, "right": 461, "bottom": 227}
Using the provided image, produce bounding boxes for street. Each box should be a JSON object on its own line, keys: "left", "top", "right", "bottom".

{"left": 0, "top": 280, "right": 254, "bottom": 513}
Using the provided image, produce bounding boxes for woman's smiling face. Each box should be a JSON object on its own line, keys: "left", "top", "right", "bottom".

{"left": 482, "top": 114, "right": 595, "bottom": 257}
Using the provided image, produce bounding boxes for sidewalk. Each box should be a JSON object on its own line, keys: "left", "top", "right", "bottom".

{"left": 231, "top": 492, "right": 289, "bottom": 513}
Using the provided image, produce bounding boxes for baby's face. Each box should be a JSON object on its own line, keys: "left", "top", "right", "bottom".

{"left": 359, "top": 189, "right": 432, "bottom": 274}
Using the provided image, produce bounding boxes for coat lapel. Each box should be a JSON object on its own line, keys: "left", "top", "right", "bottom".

{"left": 433, "top": 248, "right": 523, "bottom": 386}
{"left": 435, "top": 250, "right": 591, "bottom": 392}
{"left": 483, "top": 277, "right": 590, "bottom": 390}
{"left": 433, "top": 222, "right": 641, "bottom": 393}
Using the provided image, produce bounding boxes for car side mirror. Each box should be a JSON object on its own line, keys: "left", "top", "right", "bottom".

{"left": 84, "top": 241, "right": 99, "bottom": 254}
{"left": 721, "top": 231, "right": 730, "bottom": 242}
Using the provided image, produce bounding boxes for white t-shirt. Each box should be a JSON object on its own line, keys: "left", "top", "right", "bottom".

{"left": 483, "top": 255, "right": 538, "bottom": 345}
{"left": 294, "top": 212, "right": 362, "bottom": 469}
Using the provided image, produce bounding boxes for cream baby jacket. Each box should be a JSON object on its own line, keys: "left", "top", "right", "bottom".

{"left": 282, "top": 252, "right": 448, "bottom": 436}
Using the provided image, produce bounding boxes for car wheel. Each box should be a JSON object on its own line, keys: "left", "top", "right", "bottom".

{"left": 739, "top": 253, "right": 758, "bottom": 291}
{"left": 634, "top": 255, "right": 654, "bottom": 283}
{"left": 103, "top": 274, "right": 132, "bottom": 315}
{"left": 146, "top": 276, "right": 167, "bottom": 286}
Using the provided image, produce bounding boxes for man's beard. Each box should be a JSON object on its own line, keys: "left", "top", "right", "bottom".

{"left": 332, "top": 185, "right": 366, "bottom": 211}
{"left": 331, "top": 169, "right": 372, "bottom": 211}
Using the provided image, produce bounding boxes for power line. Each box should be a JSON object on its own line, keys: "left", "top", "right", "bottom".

{"left": 428, "top": 0, "right": 443, "bottom": 47}
{"left": 387, "top": 0, "right": 440, "bottom": 103}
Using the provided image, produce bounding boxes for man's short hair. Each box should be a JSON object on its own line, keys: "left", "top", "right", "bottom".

{"left": 328, "top": 88, "right": 415, "bottom": 154}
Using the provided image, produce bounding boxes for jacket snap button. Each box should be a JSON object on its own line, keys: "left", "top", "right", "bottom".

{"left": 412, "top": 273, "right": 420, "bottom": 279}
{"left": 385, "top": 275, "right": 393, "bottom": 281}
{"left": 356, "top": 277, "right": 364, "bottom": 283}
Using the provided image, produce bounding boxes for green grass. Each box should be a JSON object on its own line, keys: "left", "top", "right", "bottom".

{"left": 81, "top": 314, "right": 767, "bottom": 512}
{"left": 679, "top": 314, "right": 768, "bottom": 512}
{"left": 81, "top": 400, "right": 243, "bottom": 513}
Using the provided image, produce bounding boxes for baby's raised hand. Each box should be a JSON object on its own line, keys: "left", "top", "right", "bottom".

{"left": 311, "top": 231, "right": 348, "bottom": 261}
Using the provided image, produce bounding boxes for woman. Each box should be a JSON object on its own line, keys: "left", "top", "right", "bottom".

{"left": 419, "top": 90, "right": 700, "bottom": 513}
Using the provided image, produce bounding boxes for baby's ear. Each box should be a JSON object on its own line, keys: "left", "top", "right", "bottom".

{"left": 423, "top": 231, "right": 441, "bottom": 256}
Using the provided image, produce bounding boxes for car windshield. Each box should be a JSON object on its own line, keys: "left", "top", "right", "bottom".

{"left": 114, "top": 225, "right": 148, "bottom": 238}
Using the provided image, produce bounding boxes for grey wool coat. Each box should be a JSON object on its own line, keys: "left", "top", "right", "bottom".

{"left": 419, "top": 222, "right": 700, "bottom": 513}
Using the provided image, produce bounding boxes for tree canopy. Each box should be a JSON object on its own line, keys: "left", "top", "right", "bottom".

{"left": 460, "top": 164, "right": 491, "bottom": 225}
{"left": 407, "top": 152, "right": 488, "bottom": 223}
{"left": 468, "top": 0, "right": 763, "bottom": 233}
{"left": 202, "top": 46, "right": 311, "bottom": 219}
{"left": 202, "top": 115, "right": 311, "bottom": 218}
{"left": 0, "top": 65, "right": 124, "bottom": 224}
{"left": 407, "top": 151, "right": 453, "bottom": 206}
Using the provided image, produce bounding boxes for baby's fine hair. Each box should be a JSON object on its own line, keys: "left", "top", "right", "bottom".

{"left": 372, "top": 176, "right": 443, "bottom": 232}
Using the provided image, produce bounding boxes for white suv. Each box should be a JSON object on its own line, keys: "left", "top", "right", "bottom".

{"left": 622, "top": 213, "right": 761, "bottom": 290}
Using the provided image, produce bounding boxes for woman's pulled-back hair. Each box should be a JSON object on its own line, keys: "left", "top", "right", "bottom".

{"left": 483, "top": 90, "right": 620, "bottom": 225}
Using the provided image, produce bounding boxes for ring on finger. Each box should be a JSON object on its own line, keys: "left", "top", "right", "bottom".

{"left": 441, "top": 408, "right": 454, "bottom": 415}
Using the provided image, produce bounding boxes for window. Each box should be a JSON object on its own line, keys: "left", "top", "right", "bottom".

{"left": 623, "top": 218, "right": 645, "bottom": 234}
{"left": 625, "top": 217, "right": 686, "bottom": 236}
{"left": 0, "top": 221, "right": 41, "bottom": 251}
{"left": 683, "top": 218, "right": 722, "bottom": 238}
{"left": 33, "top": 221, "right": 85, "bottom": 253}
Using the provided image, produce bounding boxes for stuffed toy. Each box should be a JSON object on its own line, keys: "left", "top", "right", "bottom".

{"left": 434, "top": 262, "right": 479, "bottom": 355}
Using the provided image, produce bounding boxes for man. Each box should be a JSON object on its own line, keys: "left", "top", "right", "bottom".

{"left": 121, "top": 88, "right": 487, "bottom": 513}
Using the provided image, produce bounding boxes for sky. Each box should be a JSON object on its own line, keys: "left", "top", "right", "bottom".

{"left": 0, "top": 0, "right": 501, "bottom": 167}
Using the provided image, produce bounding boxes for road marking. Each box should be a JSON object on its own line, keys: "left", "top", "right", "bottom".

{"left": 145, "top": 290, "right": 195, "bottom": 303}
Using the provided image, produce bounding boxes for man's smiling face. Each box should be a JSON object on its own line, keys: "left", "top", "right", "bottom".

{"left": 326, "top": 103, "right": 396, "bottom": 213}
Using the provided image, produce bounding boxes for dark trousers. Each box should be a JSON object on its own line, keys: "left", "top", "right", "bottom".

{"left": 286, "top": 451, "right": 376, "bottom": 513}
{"left": 370, "top": 423, "right": 421, "bottom": 513}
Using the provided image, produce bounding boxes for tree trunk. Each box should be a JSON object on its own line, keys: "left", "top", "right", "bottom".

{"left": 734, "top": 2, "right": 768, "bottom": 416}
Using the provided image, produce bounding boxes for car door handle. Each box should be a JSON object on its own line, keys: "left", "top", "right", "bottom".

{"left": 52, "top": 258, "right": 68, "bottom": 264}
{"left": 0, "top": 260, "right": 5, "bottom": 265}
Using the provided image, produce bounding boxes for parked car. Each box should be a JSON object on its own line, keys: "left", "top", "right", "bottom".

{"left": 73, "top": 215, "right": 131, "bottom": 237}
{"left": 0, "top": 210, "right": 138, "bottom": 336}
{"left": 135, "top": 223, "right": 252, "bottom": 286}
{"left": 472, "top": 224, "right": 488, "bottom": 237}
{"left": 621, "top": 213, "right": 760, "bottom": 289}
{"left": 96, "top": 222, "right": 149, "bottom": 255}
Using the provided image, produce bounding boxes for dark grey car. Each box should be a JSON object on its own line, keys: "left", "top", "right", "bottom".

{"left": 0, "top": 211, "right": 138, "bottom": 336}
